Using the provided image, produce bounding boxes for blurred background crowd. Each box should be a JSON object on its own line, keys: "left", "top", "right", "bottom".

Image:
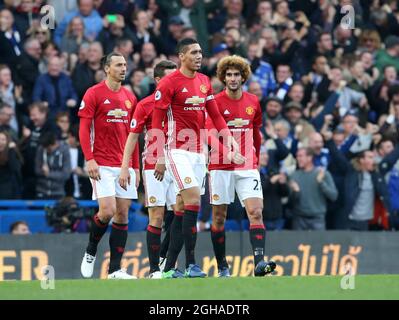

{"left": 1, "top": 0, "right": 399, "bottom": 232}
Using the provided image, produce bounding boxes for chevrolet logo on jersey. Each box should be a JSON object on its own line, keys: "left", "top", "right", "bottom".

{"left": 185, "top": 96, "right": 205, "bottom": 106}
{"left": 227, "top": 118, "right": 250, "bottom": 127}
{"left": 107, "top": 109, "right": 128, "bottom": 118}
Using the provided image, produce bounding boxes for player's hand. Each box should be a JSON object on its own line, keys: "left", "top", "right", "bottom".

{"left": 135, "top": 169, "right": 140, "bottom": 189}
{"left": 154, "top": 157, "right": 166, "bottom": 181}
{"left": 118, "top": 167, "right": 131, "bottom": 191}
{"left": 87, "top": 159, "right": 101, "bottom": 181}
{"left": 226, "top": 135, "right": 240, "bottom": 153}
{"left": 227, "top": 150, "right": 246, "bottom": 165}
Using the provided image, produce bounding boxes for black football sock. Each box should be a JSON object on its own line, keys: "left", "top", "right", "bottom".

{"left": 249, "top": 224, "right": 266, "bottom": 266}
{"left": 211, "top": 225, "right": 228, "bottom": 269}
{"left": 147, "top": 225, "right": 162, "bottom": 273}
{"left": 164, "top": 211, "right": 184, "bottom": 272}
{"left": 86, "top": 213, "right": 108, "bottom": 256}
{"left": 108, "top": 222, "right": 128, "bottom": 274}
{"left": 160, "top": 210, "right": 174, "bottom": 259}
{"left": 182, "top": 205, "right": 199, "bottom": 268}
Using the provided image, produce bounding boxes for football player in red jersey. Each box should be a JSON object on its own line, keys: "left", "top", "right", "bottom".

{"left": 79, "top": 52, "right": 139, "bottom": 280}
{"left": 207, "top": 55, "right": 276, "bottom": 277}
{"left": 150, "top": 38, "right": 240, "bottom": 278}
{"left": 119, "top": 60, "right": 183, "bottom": 279}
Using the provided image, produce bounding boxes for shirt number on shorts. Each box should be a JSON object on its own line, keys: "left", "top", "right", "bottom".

{"left": 253, "top": 179, "right": 260, "bottom": 191}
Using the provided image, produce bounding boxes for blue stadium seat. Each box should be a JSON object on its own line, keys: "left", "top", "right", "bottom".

{"left": 224, "top": 219, "right": 249, "bottom": 231}
{"left": 0, "top": 209, "right": 52, "bottom": 233}
{"left": 0, "top": 200, "right": 145, "bottom": 234}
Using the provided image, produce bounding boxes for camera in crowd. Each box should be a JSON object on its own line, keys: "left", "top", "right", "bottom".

{"left": 45, "top": 197, "right": 95, "bottom": 233}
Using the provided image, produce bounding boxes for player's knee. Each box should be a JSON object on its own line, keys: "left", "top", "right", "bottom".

{"left": 247, "top": 207, "right": 263, "bottom": 222}
{"left": 99, "top": 204, "right": 116, "bottom": 221}
{"left": 149, "top": 208, "right": 164, "bottom": 228}
{"left": 213, "top": 213, "right": 226, "bottom": 227}
{"left": 114, "top": 211, "right": 129, "bottom": 224}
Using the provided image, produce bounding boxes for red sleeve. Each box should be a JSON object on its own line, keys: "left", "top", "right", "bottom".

{"left": 152, "top": 78, "right": 173, "bottom": 157}
{"left": 78, "top": 88, "right": 96, "bottom": 119}
{"left": 154, "top": 77, "right": 173, "bottom": 111}
{"left": 130, "top": 96, "right": 140, "bottom": 169}
{"left": 253, "top": 127, "right": 262, "bottom": 166}
{"left": 130, "top": 101, "right": 148, "bottom": 134}
{"left": 205, "top": 111, "right": 230, "bottom": 156}
{"left": 253, "top": 100, "right": 262, "bottom": 165}
{"left": 254, "top": 99, "right": 263, "bottom": 128}
{"left": 205, "top": 94, "right": 230, "bottom": 135}
{"left": 153, "top": 77, "right": 172, "bottom": 131}
{"left": 79, "top": 117, "right": 93, "bottom": 161}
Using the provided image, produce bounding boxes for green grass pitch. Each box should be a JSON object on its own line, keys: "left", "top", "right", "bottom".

{"left": 1, "top": 275, "right": 398, "bottom": 300}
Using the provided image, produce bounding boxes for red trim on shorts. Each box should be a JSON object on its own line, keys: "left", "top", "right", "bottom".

{"left": 166, "top": 149, "right": 184, "bottom": 190}
{"left": 112, "top": 223, "right": 128, "bottom": 231}
{"left": 147, "top": 225, "right": 162, "bottom": 235}
{"left": 174, "top": 211, "right": 184, "bottom": 217}
{"left": 249, "top": 224, "right": 265, "bottom": 230}
{"left": 184, "top": 205, "right": 200, "bottom": 212}
{"left": 211, "top": 225, "right": 225, "bottom": 233}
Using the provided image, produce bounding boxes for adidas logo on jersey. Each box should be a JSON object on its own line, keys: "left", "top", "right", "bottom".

{"left": 182, "top": 87, "right": 188, "bottom": 93}
{"left": 224, "top": 110, "right": 230, "bottom": 115}
{"left": 104, "top": 99, "right": 111, "bottom": 104}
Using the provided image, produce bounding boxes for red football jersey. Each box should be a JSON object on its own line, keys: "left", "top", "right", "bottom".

{"left": 78, "top": 81, "right": 138, "bottom": 168}
{"left": 207, "top": 90, "right": 262, "bottom": 171}
{"left": 129, "top": 92, "right": 160, "bottom": 170}
{"left": 154, "top": 70, "right": 215, "bottom": 153}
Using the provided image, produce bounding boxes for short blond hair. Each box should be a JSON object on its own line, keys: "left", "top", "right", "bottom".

{"left": 216, "top": 55, "right": 252, "bottom": 84}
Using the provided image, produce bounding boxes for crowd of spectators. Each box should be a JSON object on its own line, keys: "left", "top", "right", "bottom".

{"left": 1, "top": 0, "right": 399, "bottom": 231}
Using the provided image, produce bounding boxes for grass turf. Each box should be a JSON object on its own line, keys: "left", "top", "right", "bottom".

{"left": 0, "top": 275, "right": 398, "bottom": 300}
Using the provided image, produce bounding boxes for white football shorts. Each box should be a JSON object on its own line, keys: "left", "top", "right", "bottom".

{"left": 165, "top": 149, "right": 206, "bottom": 195}
{"left": 91, "top": 166, "right": 138, "bottom": 200}
{"left": 209, "top": 169, "right": 263, "bottom": 206}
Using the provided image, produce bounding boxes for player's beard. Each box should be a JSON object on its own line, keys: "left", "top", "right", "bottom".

{"left": 227, "top": 84, "right": 241, "bottom": 92}
{"left": 116, "top": 74, "right": 126, "bottom": 83}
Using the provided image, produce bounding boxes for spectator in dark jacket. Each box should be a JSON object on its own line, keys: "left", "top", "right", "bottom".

{"left": 35, "top": 131, "right": 71, "bottom": 200}
{"left": 0, "top": 130, "right": 22, "bottom": 199}
{"left": 71, "top": 42, "right": 103, "bottom": 100}
{"left": 341, "top": 146, "right": 399, "bottom": 231}
{"left": 0, "top": 9, "right": 22, "bottom": 66}
{"left": 32, "top": 56, "right": 78, "bottom": 119}
{"left": 259, "top": 146, "right": 290, "bottom": 230}
{"left": 13, "top": 38, "right": 41, "bottom": 107}
{"left": 20, "top": 102, "right": 57, "bottom": 199}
